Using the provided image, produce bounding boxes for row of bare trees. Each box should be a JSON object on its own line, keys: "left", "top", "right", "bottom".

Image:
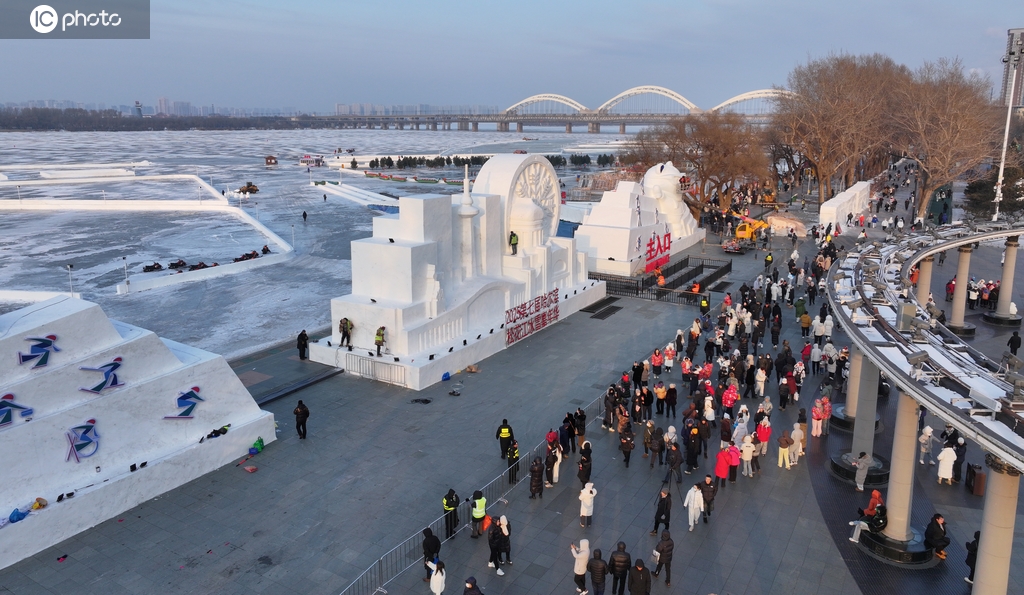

{"left": 624, "top": 53, "right": 1008, "bottom": 220}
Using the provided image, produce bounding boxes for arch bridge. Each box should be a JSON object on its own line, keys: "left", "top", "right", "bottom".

{"left": 300, "top": 87, "right": 790, "bottom": 132}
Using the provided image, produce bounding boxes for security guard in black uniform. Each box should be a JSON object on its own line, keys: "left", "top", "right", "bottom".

{"left": 442, "top": 488, "right": 460, "bottom": 539}
{"left": 506, "top": 440, "right": 520, "bottom": 484}
{"left": 496, "top": 419, "right": 515, "bottom": 459}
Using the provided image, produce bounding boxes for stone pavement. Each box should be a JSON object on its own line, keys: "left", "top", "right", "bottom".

{"left": 2, "top": 196, "right": 1024, "bottom": 595}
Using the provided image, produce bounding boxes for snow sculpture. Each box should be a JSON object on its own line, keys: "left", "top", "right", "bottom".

{"left": 0, "top": 296, "right": 275, "bottom": 571}
{"left": 573, "top": 162, "right": 705, "bottom": 276}
{"left": 309, "top": 155, "right": 606, "bottom": 389}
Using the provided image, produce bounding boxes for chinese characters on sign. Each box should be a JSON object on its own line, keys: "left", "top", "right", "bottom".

{"left": 644, "top": 230, "right": 672, "bottom": 273}
{"left": 505, "top": 289, "right": 560, "bottom": 345}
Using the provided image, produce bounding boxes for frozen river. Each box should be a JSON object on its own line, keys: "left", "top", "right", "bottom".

{"left": 0, "top": 128, "right": 626, "bottom": 359}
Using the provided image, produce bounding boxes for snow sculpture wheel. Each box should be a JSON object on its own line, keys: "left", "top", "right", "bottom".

{"left": 508, "top": 157, "right": 561, "bottom": 242}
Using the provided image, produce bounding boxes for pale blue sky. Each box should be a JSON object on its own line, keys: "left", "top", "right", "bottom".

{"left": 0, "top": 0, "right": 1018, "bottom": 111}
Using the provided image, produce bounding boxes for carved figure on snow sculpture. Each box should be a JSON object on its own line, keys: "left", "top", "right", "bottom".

{"left": 641, "top": 162, "right": 699, "bottom": 240}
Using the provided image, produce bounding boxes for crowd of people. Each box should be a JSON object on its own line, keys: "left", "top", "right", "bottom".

{"left": 414, "top": 196, "right": 981, "bottom": 593}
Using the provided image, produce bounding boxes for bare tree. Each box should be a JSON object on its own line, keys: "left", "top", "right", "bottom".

{"left": 622, "top": 112, "right": 768, "bottom": 205}
{"left": 891, "top": 58, "right": 1001, "bottom": 220}
{"left": 771, "top": 53, "right": 910, "bottom": 202}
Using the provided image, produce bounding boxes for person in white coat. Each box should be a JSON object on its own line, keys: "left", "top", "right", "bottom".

{"left": 570, "top": 539, "right": 590, "bottom": 594}
{"left": 579, "top": 482, "right": 596, "bottom": 528}
{"left": 789, "top": 423, "right": 804, "bottom": 466}
{"left": 936, "top": 446, "right": 956, "bottom": 485}
{"left": 823, "top": 315, "right": 835, "bottom": 341}
{"left": 683, "top": 483, "right": 704, "bottom": 531}
{"left": 425, "top": 560, "right": 446, "bottom": 595}
{"left": 918, "top": 426, "right": 937, "bottom": 465}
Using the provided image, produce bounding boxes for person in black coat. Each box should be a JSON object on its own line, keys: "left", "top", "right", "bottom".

{"left": 495, "top": 419, "right": 514, "bottom": 459}
{"left": 577, "top": 441, "right": 593, "bottom": 487}
{"left": 965, "top": 530, "right": 979, "bottom": 584}
{"left": 443, "top": 488, "right": 460, "bottom": 538}
{"left": 463, "top": 576, "right": 482, "bottom": 595}
{"left": 651, "top": 488, "right": 672, "bottom": 534}
{"left": 1009, "top": 331, "right": 1021, "bottom": 356}
{"left": 421, "top": 528, "right": 441, "bottom": 581}
{"left": 529, "top": 457, "right": 544, "bottom": 499}
{"left": 653, "top": 530, "right": 674, "bottom": 586}
{"left": 631, "top": 361, "right": 644, "bottom": 393}
{"left": 293, "top": 400, "right": 309, "bottom": 439}
{"left": 924, "top": 513, "right": 950, "bottom": 559}
{"left": 545, "top": 448, "right": 557, "bottom": 487}
{"left": 588, "top": 549, "right": 609, "bottom": 595}
{"left": 952, "top": 438, "right": 967, "bottom": 483}
{"left": 296, "top": 330, "right": 309, "bottom": 360}
{"left": 700, "top": 475, "right": 718, "bottom": 523}
{"left": 619, "top": 426, "right": 635, "bottom": 468}
{"left": 486, "top": 522, "right": 504, "bottom": 574}
{"left": 608, "top": 542, "right": 631, "bottom": 595}
{"left": 562, "top": 414, "right": 577, "bottom": 454}
{"left": 628, "top": 558, "right": 652, "bottom": 595}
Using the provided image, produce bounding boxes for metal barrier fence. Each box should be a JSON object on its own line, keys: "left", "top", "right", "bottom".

{"left": 337, "top": 393, "right": 607, "bottom": 595}
{"left": 346, "top": 353, "right": 407, "bottom": 387}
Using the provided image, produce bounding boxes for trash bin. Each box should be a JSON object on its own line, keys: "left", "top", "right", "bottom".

{"left": 966, "top": 464, "right": 986, "bottom": 496}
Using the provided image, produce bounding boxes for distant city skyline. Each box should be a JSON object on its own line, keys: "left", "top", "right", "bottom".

{"left": 0, "top": 1, "right": 1019, "bottom": 113}
{"left": 0, "top": 97, "right": 504, "bottom": 117}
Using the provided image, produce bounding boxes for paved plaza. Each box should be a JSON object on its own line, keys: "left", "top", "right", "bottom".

{"left": 2, "top": 189, "right": 1024, "bottom": 595}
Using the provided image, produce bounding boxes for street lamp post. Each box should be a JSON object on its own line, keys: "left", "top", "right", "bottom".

{"left": 291, "top": 224, "right": 295, "bottom": 250}
{"left": 255, "top": 202, "right": 259, "bottom": 221}
{"left": 122, "top": 256, "right": 129, "bottom": 294}
{"left": 17, "top": 185, "right": 21, "bottom": 204}
{"left": 994, "top": 37, "right": 1023, "bottom": 222}
{"left": 66, "top": 264, "right": 74, "bottom": 297}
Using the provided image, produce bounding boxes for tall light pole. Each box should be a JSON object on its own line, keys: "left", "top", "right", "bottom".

{"left": 994, "top": 36, "right": 1023, "bottom": 222}
{"left": 291, "top": 224, "right": 295, "bottom": 250}
{"left": 66, "top": 264, "right": 74, "bottom": 297}
{"left": 17, "top": 185, "right": 21, "bottom": 204}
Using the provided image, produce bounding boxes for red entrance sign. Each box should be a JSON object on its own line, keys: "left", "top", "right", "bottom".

{"left": 644, "top": 232, "right": 672, "bottom": 273}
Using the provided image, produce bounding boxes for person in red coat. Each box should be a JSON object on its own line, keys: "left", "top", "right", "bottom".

{"left": 727, "top": 441, "right": 741, "bottom": 482}
{"left": 715, "top": 447, "right": 730, "bottom": 490}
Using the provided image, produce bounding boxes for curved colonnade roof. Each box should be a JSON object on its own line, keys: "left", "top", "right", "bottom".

{"left": 827, "top": 222, "right": 1024, "bottom": 471}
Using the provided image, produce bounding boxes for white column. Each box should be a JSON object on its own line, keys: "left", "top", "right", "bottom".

{"left": 949, "top": 246, "right": 972, "bottom": 328}
{"left": 972, "top": 454, "right": 1022, "bottom": 595}
{"left": 883, "top": 392, "right": 918, "bottom": 542}
{"left": 844, "top": 348, "right": 865, "bottom": 418}
{"left": 850, "top": 357, "right": 880, "bottom": 458}
{"left": 994, "top": 237, "right": 1019, "bottom": 318}
{"left": 915, "top": 255, "right": 933, "bottom": 303}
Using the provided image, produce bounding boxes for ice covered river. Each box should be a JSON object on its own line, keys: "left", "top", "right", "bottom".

{"left": 0, "top": 128, "right": 626, "bottom": 358}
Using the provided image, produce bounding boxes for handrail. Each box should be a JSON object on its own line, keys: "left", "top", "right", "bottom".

{"left": 337, "top": 390, "right": 609, "bottom": 595}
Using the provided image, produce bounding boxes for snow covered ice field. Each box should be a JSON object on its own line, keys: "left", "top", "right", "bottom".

{"left": 0, "top": 128, "right": 626, "bottom": 359}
